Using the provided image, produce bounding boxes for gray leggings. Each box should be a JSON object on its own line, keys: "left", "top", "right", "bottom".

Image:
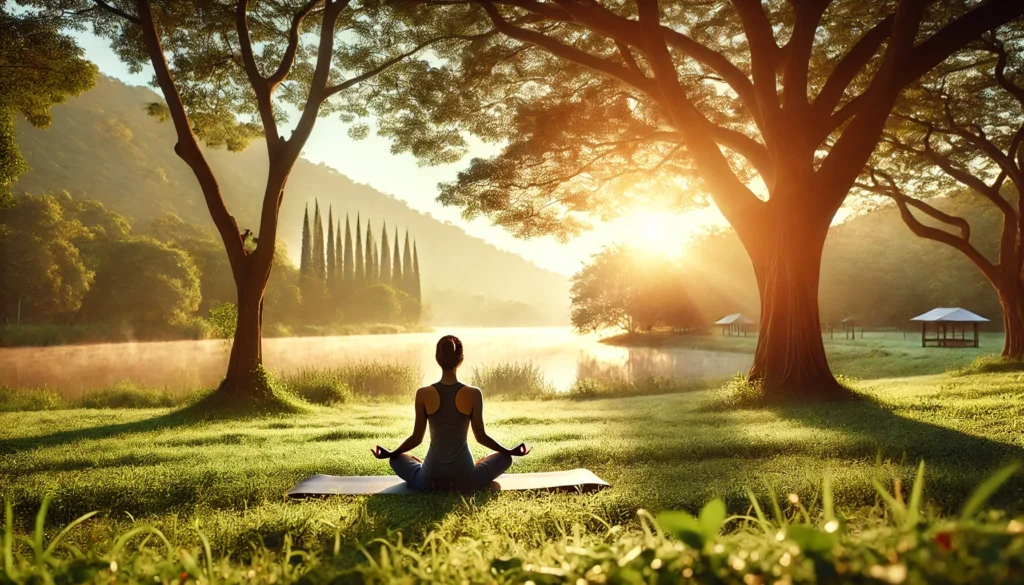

{"left": 390, "top": 452, "right": 513, "bottom": 492}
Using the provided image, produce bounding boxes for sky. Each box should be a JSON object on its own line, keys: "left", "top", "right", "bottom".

{"left": 73, "top": 32, "right": 729, "bottom": 276}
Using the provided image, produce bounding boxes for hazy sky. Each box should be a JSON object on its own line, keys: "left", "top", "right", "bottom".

{"left": 73, "top": 33, "right": 727, "bottom": 275}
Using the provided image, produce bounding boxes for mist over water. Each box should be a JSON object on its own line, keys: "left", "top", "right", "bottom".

{"left": 1, "top": 328, "right": 751, "bottom": 397}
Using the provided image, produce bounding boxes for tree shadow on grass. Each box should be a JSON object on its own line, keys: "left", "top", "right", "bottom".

{"left": 0, "top": 398, "right": 294, "bottom": 455}
{"left": 773, "top": 394, "right": 1024, "bottom": 511}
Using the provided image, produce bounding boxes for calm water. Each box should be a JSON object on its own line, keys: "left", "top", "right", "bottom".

{"left": 0, "top": 328, "right": 752, "bottom": 397}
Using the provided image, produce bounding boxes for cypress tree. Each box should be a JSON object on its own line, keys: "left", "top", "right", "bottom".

{"left": 392, "top": 230, "right": 402, "bottom": 290}
{"left": 300, "top": 204, "right": 311, "bottom": 277}
{"left": 354, "top": 212, "right": 364, "bottom": 287}
{"left": 365, "top": 219, "right": 376, "bottom": 286}
{"left": 343, "top": 215, "right": 354, "bottom": 286}
{"left": 312, "top": 201, "right": 325, "bottom": 282}
{"left": 326, "top": 207, "right": 335, "bottom": 290}
{"left": 413, "top": 240, "right": 422, "bottom": 304}
{"left": 335, "top": 220, "right": 343, "bottom": 292}
{"left": 402, "top": 230, "right": 414, "bottom": 295}
{"left": 380, "top": 221, "right": 391, "bottom": 286}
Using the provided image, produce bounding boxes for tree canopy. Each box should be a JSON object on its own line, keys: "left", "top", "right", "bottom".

{"left": 0, "top": 7, "right": 95, "bottom": 196}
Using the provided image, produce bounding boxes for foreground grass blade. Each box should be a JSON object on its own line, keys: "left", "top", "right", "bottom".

{"left": 960, "top": 462, "right": 1021, "bottom": 522}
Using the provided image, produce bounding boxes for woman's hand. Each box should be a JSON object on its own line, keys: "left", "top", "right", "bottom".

{"left": 507, "top": 442, "right": 531, "bottom": 457}
{"left": 371, "top": 445, "right": 393, "bottom": 459}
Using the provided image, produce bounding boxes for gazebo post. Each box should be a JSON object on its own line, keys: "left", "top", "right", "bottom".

{"left": 974, "top": 323, "right": 979, "bottom": 348}
{"left": 921, "top": 322, "right": 926, "bottom": 348}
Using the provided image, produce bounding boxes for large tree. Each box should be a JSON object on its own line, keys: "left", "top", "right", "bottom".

{"left": 374, "top": 0, "right": 1024, "bottom": 399}
{"left": 1, "top": 7, "right": 95, "bottom": 197}
{"left": 863, "top": 27, "right": 1024, "bottom": 358}
{"left": 39, "top": 0, "right": 475, "bottom": 401}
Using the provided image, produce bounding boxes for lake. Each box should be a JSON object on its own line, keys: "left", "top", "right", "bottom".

{"left": 0, "top": 327, "right": 752, "bottom": 397}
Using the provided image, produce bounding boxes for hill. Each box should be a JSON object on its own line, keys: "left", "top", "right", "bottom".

{"left": 682, "top": 193, "right": 1004, "bottom": 328}
{"left": 12, "top": 75, "right": 569, "bottom": 326}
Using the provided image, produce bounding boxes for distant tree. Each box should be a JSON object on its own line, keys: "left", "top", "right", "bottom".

{"left": 343, "top": 214, "right": 354, "bottom": 289}
{"left": 392, "top": 230, "right": 403, "bottom": 290}
{"left": 380, "top": 221, "right": 392, "bottom": 285}
{"left": 312, "top": 201, "right": 325, "bottom": 282}
{"left": 355, "top": 212, "right": 365, "bottom": 287}
{"left": 372, "top": 239, "right": 380, "bottom": 286}
{"left": 334, "top": 219, "right": 343, "bottom": 294}
{"left": 326, "top": 207, "right": 336, "bottom": 290}
{"left": 79, "top": 237, "right": 201, "bottom": 331}
{"left": 365, "top": 219, "right": 376, "bottom": 286}
{"left": 570, "top": 246, "right": 698, "bottom": 334}
{"left": 0, "top": 193, "right": 93, "bottom": 322}
{"left": 0, "top": 8, "right": 95, "bottom": 194}
{"left": 863, "top": 27, "right": 1024, "bottom": 359}
{"left": 369, "top": 0, "right": 1024, "bottom": 399}
{"left": 402, "top": 230, "right": 414, "bottom": 295}
{"left": 31, "top": 0, "right": 475, "bottom": 402}
{"left": 412, "top": 241, "right": 422, "bottom": 304}
{"left": 299, "top": 205, "right": 311, "bottom": 277}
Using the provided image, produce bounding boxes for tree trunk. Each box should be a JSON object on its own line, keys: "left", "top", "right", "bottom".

{"left": 743, "top": 209, "right": 848, "bottom": 401}
{"left": 998, "top": 282, "right": 1024, "bottom": 360}
{"left": 218, "top": 267, "right": 272, "bottom": 402}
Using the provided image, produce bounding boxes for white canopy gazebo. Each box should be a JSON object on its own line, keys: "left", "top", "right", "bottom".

{"left": 715, "top": 313, "right": 755, "bottom": 337}
{"left": 910, "top": 308, "right": 989, "bottom": 348}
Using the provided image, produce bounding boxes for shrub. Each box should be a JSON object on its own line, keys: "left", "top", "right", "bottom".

{"left": 700, "top": 374, "right": 766, "bottom": 411}
{"left": 470, "top": 361, "right": 554, "bottom": 399}
{"left": 284, "top": 369, "right": 353, "bottom": 405}
{"left": 79, "top": 381, "right": 178, "bottom": 409}
{"left": 207, "top": 302, "right": 238, "bottom": 339}
{"left": 0, "top": 387, "right": 68, "bottom": 411}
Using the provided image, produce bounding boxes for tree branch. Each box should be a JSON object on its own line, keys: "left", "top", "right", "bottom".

{"left": 782, "top": 0, "right": 827, "bottom": 113}
{"left": 267, "top": 1, "right": 322, "bottom": 88}
{"left": 133, "top": 0, "right": 245, "bottom": 278}
{"left": 730, "top": 0, "right": 782, "bottom": 135}
{"left": 813, "top": 15, "right": 893, "bottom": 119}
{"left": 235, "top": 0, "right": 280, "bottom": 151}
{"left": 91, "top": 0, "right": 140, "bottom": 24}
{"left": 323, "top": 32, "right": 493, "bottom": 98}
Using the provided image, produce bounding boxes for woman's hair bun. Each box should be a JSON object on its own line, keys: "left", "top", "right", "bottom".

{"left": 436, "top": 335, "right": 464, "bottom": 369}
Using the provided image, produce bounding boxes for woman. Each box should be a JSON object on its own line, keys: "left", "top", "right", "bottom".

{"left": 371, "top": 335, "right": 531, "bottom": 491}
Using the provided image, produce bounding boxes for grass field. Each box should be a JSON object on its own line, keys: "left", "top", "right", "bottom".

{"left": 3, "top": 335, "right": 1024, "bottom": 582}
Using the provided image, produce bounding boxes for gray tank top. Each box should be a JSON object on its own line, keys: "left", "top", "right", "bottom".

{"left": 422, "top": 382, "right": 474, "bottom": 479}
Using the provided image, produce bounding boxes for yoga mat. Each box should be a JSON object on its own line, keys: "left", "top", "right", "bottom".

{"left": 287, "top": 468, "right": 609, "bottom": 497}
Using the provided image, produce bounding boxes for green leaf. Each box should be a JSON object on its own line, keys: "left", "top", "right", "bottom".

{"left": 960, "top": 463, "right": 1020, "bottom": 522}
{"left": 657, "top": 510, "right": 705, "bottom": 549}
{"left": 906, "top": 461, "right": 925, "bottom": 529}
{"left": 785, "top": 525, "right": 837, "bottom": 555}
{"left": 745, "top": 487, "right": 771, "bottom": 534}
{"left": 698, "top": 498, "right": 727, "bottom": 539}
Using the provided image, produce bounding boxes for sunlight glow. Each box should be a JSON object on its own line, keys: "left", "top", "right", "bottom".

{"left": 609, "top": 207, "right": 729, "bottom": 258}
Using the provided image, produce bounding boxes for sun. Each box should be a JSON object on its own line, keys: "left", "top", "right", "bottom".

{"left": 616, "top": 208, "right": 725, "bottom": 256}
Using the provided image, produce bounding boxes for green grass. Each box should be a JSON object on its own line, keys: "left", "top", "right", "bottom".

{"left": 4, "top": 336, "right": 1024, "bottom": 582}
{"left": 605, "top": 331, "right": 998, "bottom": 379}
{"left": 3, "top": 360, "right": 1024, "bottom": 582}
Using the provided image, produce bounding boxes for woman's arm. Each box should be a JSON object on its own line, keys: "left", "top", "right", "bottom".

{"left": 378, "top": 389, "right": 428, "bottom": 457}
{"left": 469, "top": 388, "right": 529, "bottom": 456}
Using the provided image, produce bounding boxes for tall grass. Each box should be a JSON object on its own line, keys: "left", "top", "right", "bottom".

{"left": 4, "top": 465, "right": 1022, "bottom": 584}
{"left": 470, "top": 361, "right": 554, "bottom": 398}
{"left": 283, "top": 369, "right": 353, "bottom": 405}
{"left": 284, "top": 362, "right": 421, "bottom": 399}
{"left": 0, "top": 382, "right": 186, "bottom": 411}
{"left": 564, "top": 376, "right": 707, "bottom": 400}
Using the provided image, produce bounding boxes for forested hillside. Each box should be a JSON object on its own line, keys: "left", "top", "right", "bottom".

{"left": 12, "top": 76, "right": 568, "bottom": 325}
{"left": 683, "top": 193, "right": 1004, "bottom": 329}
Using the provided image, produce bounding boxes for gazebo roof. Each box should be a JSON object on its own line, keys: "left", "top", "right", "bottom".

{"left": 841, "top": 316, "right": 857, "bottom": 323}
{"left": 715, "top": 313, "right": 755, "bottom": 325}
{"left": 910, "top": 308, "right": 990, "bottom": 323}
